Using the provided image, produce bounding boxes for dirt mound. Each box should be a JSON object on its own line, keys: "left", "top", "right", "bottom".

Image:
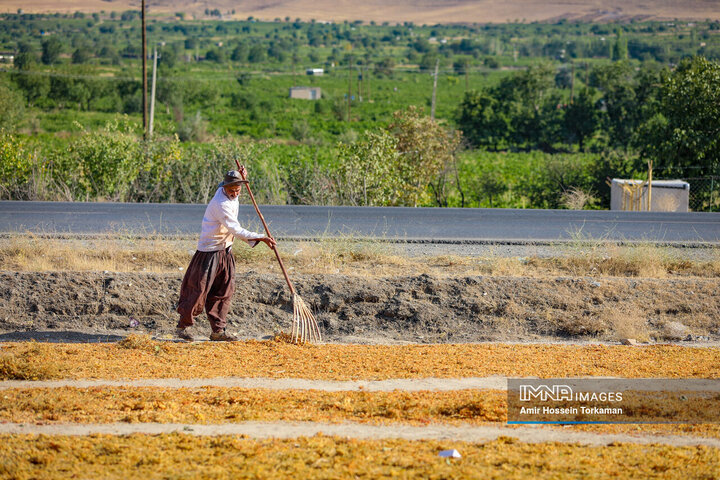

{"left": 0, "top": 272, "right": 718, "bottom": 343}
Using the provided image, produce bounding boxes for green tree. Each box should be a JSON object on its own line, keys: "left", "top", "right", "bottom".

{"left": 589, "top": 61, "right": 641, "bottom": 148}
{"left": 13, "top": 42, "right": 36, "bottom": 70}
{"left": 635, "top": 56, "right": 720, "bottom": 177}
{"left": 374, "top": 57, "right": 395, "bottom": 77}
{"left": 71, "top": 47, "right": 91, "bottom": 64}
{"left": 158, "top": 45, "right": 178, "bottom": 69}
{"left": 458, "top": 64, "right": 566, "bottom": 151}
{"left": 248, "top": 44, "right": 266, "bottom": 63}
{"left": 12, "top": 67, "right": 50, "bottom": 107}
{"left": 612, "top": 28, "right": 628, "bottom": 61}
{"left": 419, "top": 52, "right": 439, "bottom": 72}
{"left": 456, "top": 89, "right": 510, "bottom": 149}
{"left": 563, "top": 88, "right": 599, "bottom": 150}
{"left": 231, "top": 43, "right": 248, "bottom": 62}
{"left": 502, "top": 63, "right": 564, "bottom": 150}
{"left": 205, "top": 48, "right": 225, "bottom": 63}
{"left": 41, "top": 37, "right": 62, "bottom": 65}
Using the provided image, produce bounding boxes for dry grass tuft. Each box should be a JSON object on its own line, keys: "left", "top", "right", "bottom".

{"left": 601, "top": 305, "right": 650, "bottom": 342}
{"left": 0, "top": 234, "right": 718, "bottom": 279}
{"left": 561, "top": 187, "right": 597, "bottom": 210}
{"left": 0, "top": 234, "right": 191, "bottom": 273}
{"left": 557, "top": 240, "right": 714, "bottom": 278}
{"left": 277, "top": 237, "right": 403, "bottom": 275}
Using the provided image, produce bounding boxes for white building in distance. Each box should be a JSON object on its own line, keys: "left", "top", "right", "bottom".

{"left": 289, "top": 86, "right": 322, "bottom": 100}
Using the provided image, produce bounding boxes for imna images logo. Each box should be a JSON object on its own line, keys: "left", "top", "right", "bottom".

{"left": 519, "top": 384, "right": 573, "bottom": 401}
{"left": 518, "top": 384, "right": 623, "bottom": 402}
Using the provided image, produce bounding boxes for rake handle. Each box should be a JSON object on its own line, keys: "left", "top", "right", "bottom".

{"left": 235, "top": 161, "right": 296, "bottom": 295}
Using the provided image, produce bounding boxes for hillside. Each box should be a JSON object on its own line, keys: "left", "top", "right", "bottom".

{"left": 2, "top": 0, "right": 720, "bottom": 23}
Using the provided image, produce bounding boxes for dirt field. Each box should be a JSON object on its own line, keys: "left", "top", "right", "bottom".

{"left": 3, "top": 0, "right": 720, "bottom": 23}
{"left": 1, "top": 236, "right": 719, "bottom": 478}
{"left": 1, "top": 270, "right": 718, "bottom": 344}
{"left": 1, "top": 339, "right": 719, "bottom": 478}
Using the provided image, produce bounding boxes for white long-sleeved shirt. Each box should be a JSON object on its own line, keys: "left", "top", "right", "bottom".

{"left": 197, "top": 187, "right": 265, "bottom": 252}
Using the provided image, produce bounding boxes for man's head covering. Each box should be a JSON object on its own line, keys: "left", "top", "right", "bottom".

{"left": 219, "top": 170, "right": 245, "bottom": 188}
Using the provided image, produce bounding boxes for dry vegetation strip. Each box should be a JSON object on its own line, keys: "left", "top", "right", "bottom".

{"left": 0, "top": 387, "right": 506, "bottom": 425}
{"left": 2, "top": 338, "right": 720, "bottom": 380}
{"left": 1, "top": 235, "right": 718, "bottom": 278}
{"left": 2, "top": 387, "right": 719, "bottom": 438}
{"left": 1, "top": 434, "right": 718, "bottom": 480}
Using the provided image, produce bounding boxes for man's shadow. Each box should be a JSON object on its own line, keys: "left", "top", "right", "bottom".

{"left": 0, "top": 331, "right": 124, "bottom": 343}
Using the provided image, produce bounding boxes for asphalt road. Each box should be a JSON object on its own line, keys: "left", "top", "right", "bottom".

{"left": 0, "top": 201, "right": 718, "bottom": 244}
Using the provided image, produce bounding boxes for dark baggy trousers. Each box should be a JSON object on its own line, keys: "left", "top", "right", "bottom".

{"left": 176, "top": 247, "right": 235, "bottom": 333}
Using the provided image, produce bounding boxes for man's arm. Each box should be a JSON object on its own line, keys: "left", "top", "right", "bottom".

{"left": 218, "top": 202, "right": 276, "bottom": 248}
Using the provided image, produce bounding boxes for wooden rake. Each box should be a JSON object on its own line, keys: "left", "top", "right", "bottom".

{"left": 235, "top": 162, "right": 322, "bottom": 344}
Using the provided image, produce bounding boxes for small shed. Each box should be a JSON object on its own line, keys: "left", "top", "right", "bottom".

{"left": 289, "top": 86, "right": 321, "bottom": 100}
{"left": 610, "top": 179, "right": 690, "bottom": 212}
{"left": 306, "top": 68, "right": 324, "bottom": 76}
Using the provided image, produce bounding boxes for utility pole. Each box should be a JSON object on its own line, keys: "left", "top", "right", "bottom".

{"left": 141, "top": 0, "right": 148, "bottom": 139}
{"left": 149, "top": 47, "right": 158, "bottom": 138}
{"left": 367, "top": 63, "right": 371, "bottom": 101}
{"left": 569, "top": 62, "right": 575, "bottom": 105}
{"left": 464, "top": 59, "right": 469, "bottom": 91}
{"left": 347, "top": 56, "right": 352, "bottom": 121}
{"left": 430, "top": 58, "right": 439, "bottom": 120}
{"left": 647, "top": 159, "right": 653, "bottom": 211}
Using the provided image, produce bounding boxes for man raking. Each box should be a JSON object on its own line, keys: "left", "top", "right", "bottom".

{"left": 176, "top": 168, "right": 276, "bottom": 341}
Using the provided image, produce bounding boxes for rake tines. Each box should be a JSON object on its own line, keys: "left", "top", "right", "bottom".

{"left": 236, "top": 160, "right": 323, "bottom": 345}
{"left": 291, "top": 293, "right": 322, "bottom": 344}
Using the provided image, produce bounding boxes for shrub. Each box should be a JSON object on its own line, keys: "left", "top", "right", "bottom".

{"left": 0, "top": 82, "right": 26, "bottom": 131}
{"left": 337, "top": 130, "right": 399, "bottom": 206}
{"left": 0, "top": 131, "right": 32, "bottom": 199}
{"left": 59, "top": 120, "right": 142, "bottom": 200}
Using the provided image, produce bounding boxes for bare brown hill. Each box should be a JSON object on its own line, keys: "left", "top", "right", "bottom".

{"left": 3, "top": 0, "right": 719, "bottom": 23}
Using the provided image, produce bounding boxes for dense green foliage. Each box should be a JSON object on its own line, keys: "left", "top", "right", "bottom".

{"left": 634, "top": 56, "right": 720, "bottom": 177}
{"left": 1, "top": 12, "right": 718, "bottom": 209}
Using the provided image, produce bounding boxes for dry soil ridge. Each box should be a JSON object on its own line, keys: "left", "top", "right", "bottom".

{"left": 1, "top": 271, "right": 718, "bottom": 343}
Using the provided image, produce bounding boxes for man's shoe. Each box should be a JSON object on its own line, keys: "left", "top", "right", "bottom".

{"left": 176, "top": 327, "right": 194, "bottom": 342}
{"left": 209, "top": 330, "right": 238, "bottom": 342}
